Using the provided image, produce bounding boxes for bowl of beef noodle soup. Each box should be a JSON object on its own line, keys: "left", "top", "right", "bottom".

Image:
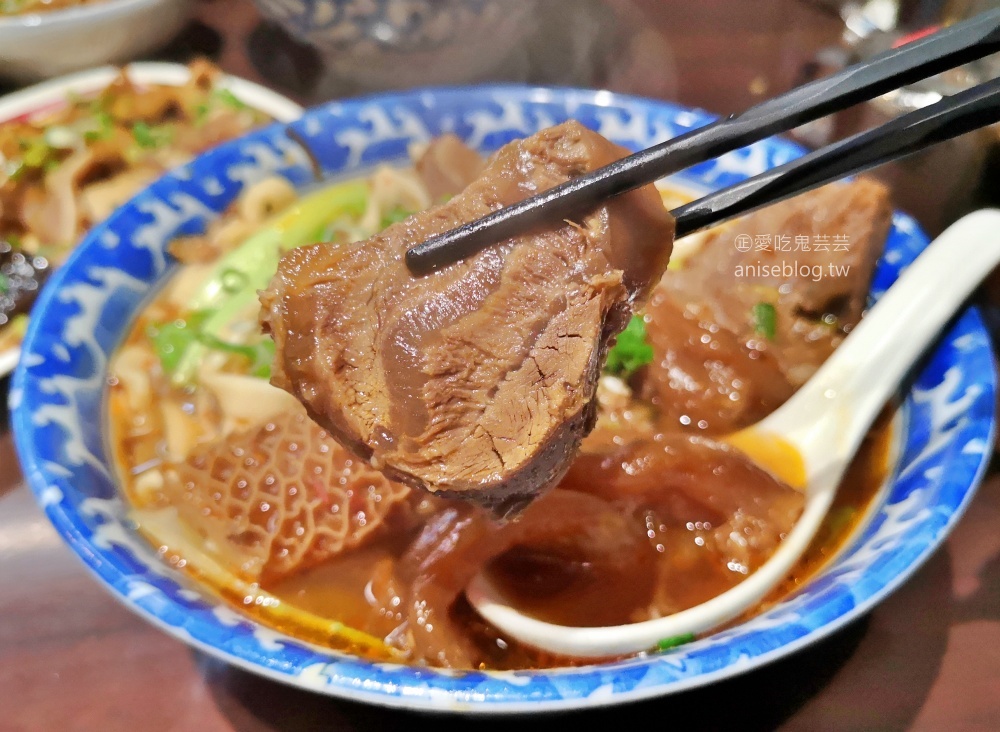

{"left": 11, "top": 86, "right": 996, "bottom": 712}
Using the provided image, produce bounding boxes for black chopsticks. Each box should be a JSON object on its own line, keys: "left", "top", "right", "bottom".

{"left": 673, "top": 75, "right": 1000, "bottom": 238}
{"left": 405, "top": 8, "right": 1000, "bottom": 275}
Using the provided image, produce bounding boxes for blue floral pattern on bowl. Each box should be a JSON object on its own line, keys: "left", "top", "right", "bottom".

{"left": 11, "top": 86, "right": 996, "bottom": 713}
{"left": 256, "top": 0, "right": 517, "bottom": 51}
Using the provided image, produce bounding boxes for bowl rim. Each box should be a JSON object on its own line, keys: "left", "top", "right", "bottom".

{"left": 0, "top": 0, "right": 186, "bottom": 30}
{"left": 0, "top": 60, "right": 303, "bottom": 377}
{"left": 10, "top": 83, "right": 998, "bottom": 713}
{"left": 0, "top": 61, "right": 303, "bottom": 123}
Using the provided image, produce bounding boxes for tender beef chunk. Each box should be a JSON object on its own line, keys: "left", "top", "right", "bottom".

{"left": 414, "top": 134, "right": 485, "bottom": 200}
{"left": 261, "top": 122, "right": 675, "bottom": 515}
{"left": 671, "top": 178, "right": 892, "bottom": 385}
{"left": 638, "top": 284, "right": 794, "bottom": 435}
{"left": 559, "top": 434, "right": 804, "bottom": 612}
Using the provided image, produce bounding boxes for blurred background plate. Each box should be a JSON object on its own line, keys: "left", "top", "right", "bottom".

{"left": 0, "top": 0, "right": 194, "bottom": 82}
{"left": 0, "top": 61, "right": 303, "bottom": 377}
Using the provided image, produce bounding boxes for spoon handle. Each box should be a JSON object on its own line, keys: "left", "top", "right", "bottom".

{"left": 764, "top": 209, "right": 1000, "bottom": 484}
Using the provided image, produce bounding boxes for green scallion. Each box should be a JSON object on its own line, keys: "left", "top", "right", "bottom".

{"left": 752, "top": 302, "right": 778, "bottom": 341}
{"left": 656, "top": 633, "right": 695, "bottom": 651}
{"left": 604, "top": 314, "right": 655, "bottom": 378}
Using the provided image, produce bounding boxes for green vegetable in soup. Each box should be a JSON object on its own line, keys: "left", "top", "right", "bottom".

{"left": 604, "top": 315, "right": 654, "bottom": 378}
{"left": 150, "top": 310, "right": 275, "bottom": 380}
{"left": 656, "top": 633, "right": 695, "bottom": 651}
{"left": 168, "top": 179, "right": 369, "bottom": 387}
{"left": 752, "top": 301, "right": 778, "bottom": 341}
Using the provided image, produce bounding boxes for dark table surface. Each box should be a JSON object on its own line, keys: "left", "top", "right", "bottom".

{"left": 3, "top": 0, "right": 1000, "bottom": 729}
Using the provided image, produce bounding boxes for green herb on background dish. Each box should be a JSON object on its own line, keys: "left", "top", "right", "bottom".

{"left": 83, "top": 111, "right": 115, "bottom": 143}
{"left": 213, "top": 88, "right": 248, "bottom": 111}
{"left": 20, "top": 137, "right": 55, "bottom": 170}
{"left": 193, "top": 102, "right": 211, "bottom": 127}
{"left": 0, "top": 0, "right": 28, "bottom": 14}
{"left": 752, "top": 301, "right": 778, "bottom": 341}
{"left": 131, "top": 121, "right": 174, "bottom": 150}
{"left": 194, "top": 89, "right": 247, "bottom": 127}
{"left": 604, "top": 314, "right": 654, "bottom": 378}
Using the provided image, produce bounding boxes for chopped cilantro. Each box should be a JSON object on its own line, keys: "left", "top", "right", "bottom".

{"left": 87, "top": 95, "right": 111, "bottom": 118}
{"left": 752, "top": 302, "right": 777, "bottom": 341}
{"left": 604, "top": 314, "right": 654, "bottom": 378}
{"left": 657, "top": 633, "right": 695, "bottom": 651}
{"left": 0, "top": 273, "right": 8, "bottom": 294}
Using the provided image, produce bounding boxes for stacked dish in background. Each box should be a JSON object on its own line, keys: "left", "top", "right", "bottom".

{"left": 0, "top": 60, "right": 303, "bottom": 375}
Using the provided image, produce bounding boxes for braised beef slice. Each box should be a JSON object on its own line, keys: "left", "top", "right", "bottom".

{"left": 560, "top": 434, "right": 804, "bottom": 612}
{"left": 414, "top": 134, "right": 485, "bottom": 200}
{"left": 261, "top": 121, "right": 675, "bottom": 514}
{"left": 638, "top": 284, "right": 794, "bottom": 435}
{"left": 669, "top": 178, "right": 892, "bottom": 386}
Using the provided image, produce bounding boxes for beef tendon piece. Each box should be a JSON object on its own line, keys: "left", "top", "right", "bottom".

{"left": 261, "top": 122, "right": 675, "bottom": 514}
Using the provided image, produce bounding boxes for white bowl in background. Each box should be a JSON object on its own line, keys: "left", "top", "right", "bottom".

{"left": 0, "top": 0, "right": 194, "bottom": 83}
{"left": 0, "top": 61, "right": 304, "bottom": 376}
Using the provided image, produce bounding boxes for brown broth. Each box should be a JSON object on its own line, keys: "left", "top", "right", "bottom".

{"left": 246, "top": 414, "right": 894, "bottom": 669}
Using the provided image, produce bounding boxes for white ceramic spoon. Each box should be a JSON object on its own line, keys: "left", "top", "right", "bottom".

{"left": 467, "top": 209, "right": 1000, "bottom": 658}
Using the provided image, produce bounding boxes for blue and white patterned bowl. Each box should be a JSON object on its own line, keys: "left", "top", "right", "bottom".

{"left": 11, "top": 86, "right": 997, "bottom": 713}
